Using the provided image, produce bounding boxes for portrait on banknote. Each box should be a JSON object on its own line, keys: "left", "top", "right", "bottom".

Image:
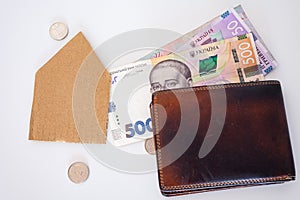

{"left": 149, "top": 59, "right": 193, "bottom": 93}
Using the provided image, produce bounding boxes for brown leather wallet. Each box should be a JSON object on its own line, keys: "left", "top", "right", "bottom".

{"left": 150, "top": 80, "right": 295, "bottom": 196}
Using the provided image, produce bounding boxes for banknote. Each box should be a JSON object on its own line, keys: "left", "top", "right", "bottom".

{"left": 139, "top": 6, "right": 275, "bottom": 75}
{"left": 234, "top": 5, "right": 278, "bottom": 75}
{"left": 152, "top": 33, "right": 263, "bottom": 86}
{"left": 108, "top": 61, "right": 154, "bottom": 146}
{"left": 143, "top": 19, "right": 218, "bottom": 59}
{"left": 108, "top": 33, "right": 263, "bottom": 146}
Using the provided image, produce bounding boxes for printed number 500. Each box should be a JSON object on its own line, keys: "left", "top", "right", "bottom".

{"left": 125, "top": 118, "right": 152, "bottom": 138}
{"left": 238, "top": 42, "right": 255, "bottom": 65}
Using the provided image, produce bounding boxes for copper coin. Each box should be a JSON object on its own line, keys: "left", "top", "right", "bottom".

{"left": 68, "top": 162, "right": 89, "bottom": 184}
{"left": 49, "top": 22, "right": 69, "bottom": 41}
{"left": 145, "top": 137, "right": 156, "bottom": 155}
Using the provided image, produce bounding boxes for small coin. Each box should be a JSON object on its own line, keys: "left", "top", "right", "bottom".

{"left": 145, "top": 137, "right": 156, "bottom": 155}
{"left": 49, "top": 22, "right": 69, "bottom": 41}
{"left": 68, "top": 162, "right": 89, "bottom": 184}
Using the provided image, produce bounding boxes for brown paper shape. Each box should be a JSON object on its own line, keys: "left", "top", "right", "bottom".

{"left": 29, "top": 32, "right": 111, "bottom": 143}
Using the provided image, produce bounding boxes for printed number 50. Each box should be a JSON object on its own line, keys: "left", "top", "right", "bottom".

{"left": 227, "top": 20, "right": 244, "bottom": 36}
{"left": 126, "top": 118, "right": 152, "bottom": 138}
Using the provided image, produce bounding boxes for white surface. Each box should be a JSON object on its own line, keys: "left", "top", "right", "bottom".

{"left": 1, "top": 0, "right": 299, "bottom": 199}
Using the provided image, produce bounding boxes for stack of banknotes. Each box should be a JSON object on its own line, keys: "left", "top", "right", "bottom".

{"left": 107, "top": 5, "right": 277, "bottom": 147}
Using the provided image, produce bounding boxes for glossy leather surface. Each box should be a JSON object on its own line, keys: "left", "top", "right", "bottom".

{"left": 150, "top": 81, "right": 295, "bottom": 196}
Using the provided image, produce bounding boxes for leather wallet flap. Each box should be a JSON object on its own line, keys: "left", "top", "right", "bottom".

{"left": 150, "top": 81, "right": 295, "bottom": 196}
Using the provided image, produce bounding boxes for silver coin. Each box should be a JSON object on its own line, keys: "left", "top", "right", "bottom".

{"left": 49, "top": 22, "right": 69, "bottom": 41}
{"left": 68, "top": 162, "right": 89, "bottom": 184}
{"left": 145, "top": 137, "right": 156, "bottom": 155}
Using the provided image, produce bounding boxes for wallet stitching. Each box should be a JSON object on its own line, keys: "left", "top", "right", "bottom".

{"left": 153, "top": 81, "right": 279, "bottom": 99}
{"left": 153, "top": 106, "right": 165, "bottom": 186}
{"left": 160, "top": 175, "right": 292, "bottom": 191}
{"left": 152, "top": 81, "right": 284, "bottom": 190}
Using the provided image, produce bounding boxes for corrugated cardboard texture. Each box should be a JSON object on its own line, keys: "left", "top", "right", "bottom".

{"left": 29, "top": 32, "right": 111, "bottom": 143}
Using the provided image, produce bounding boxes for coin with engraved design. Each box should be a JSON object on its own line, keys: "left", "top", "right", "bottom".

{"left": 145, "top": 137, "right": 156, "bottom": 155}
{"left": 49, "top": 22, "right": 69, "bottom": 41}
{"left": 68, "top": 162, "right": 89, "bottom": 184}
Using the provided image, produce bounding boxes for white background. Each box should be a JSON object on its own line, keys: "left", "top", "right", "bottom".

{"left": 1, "top": 0, "right": 300, "bottom": 199}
